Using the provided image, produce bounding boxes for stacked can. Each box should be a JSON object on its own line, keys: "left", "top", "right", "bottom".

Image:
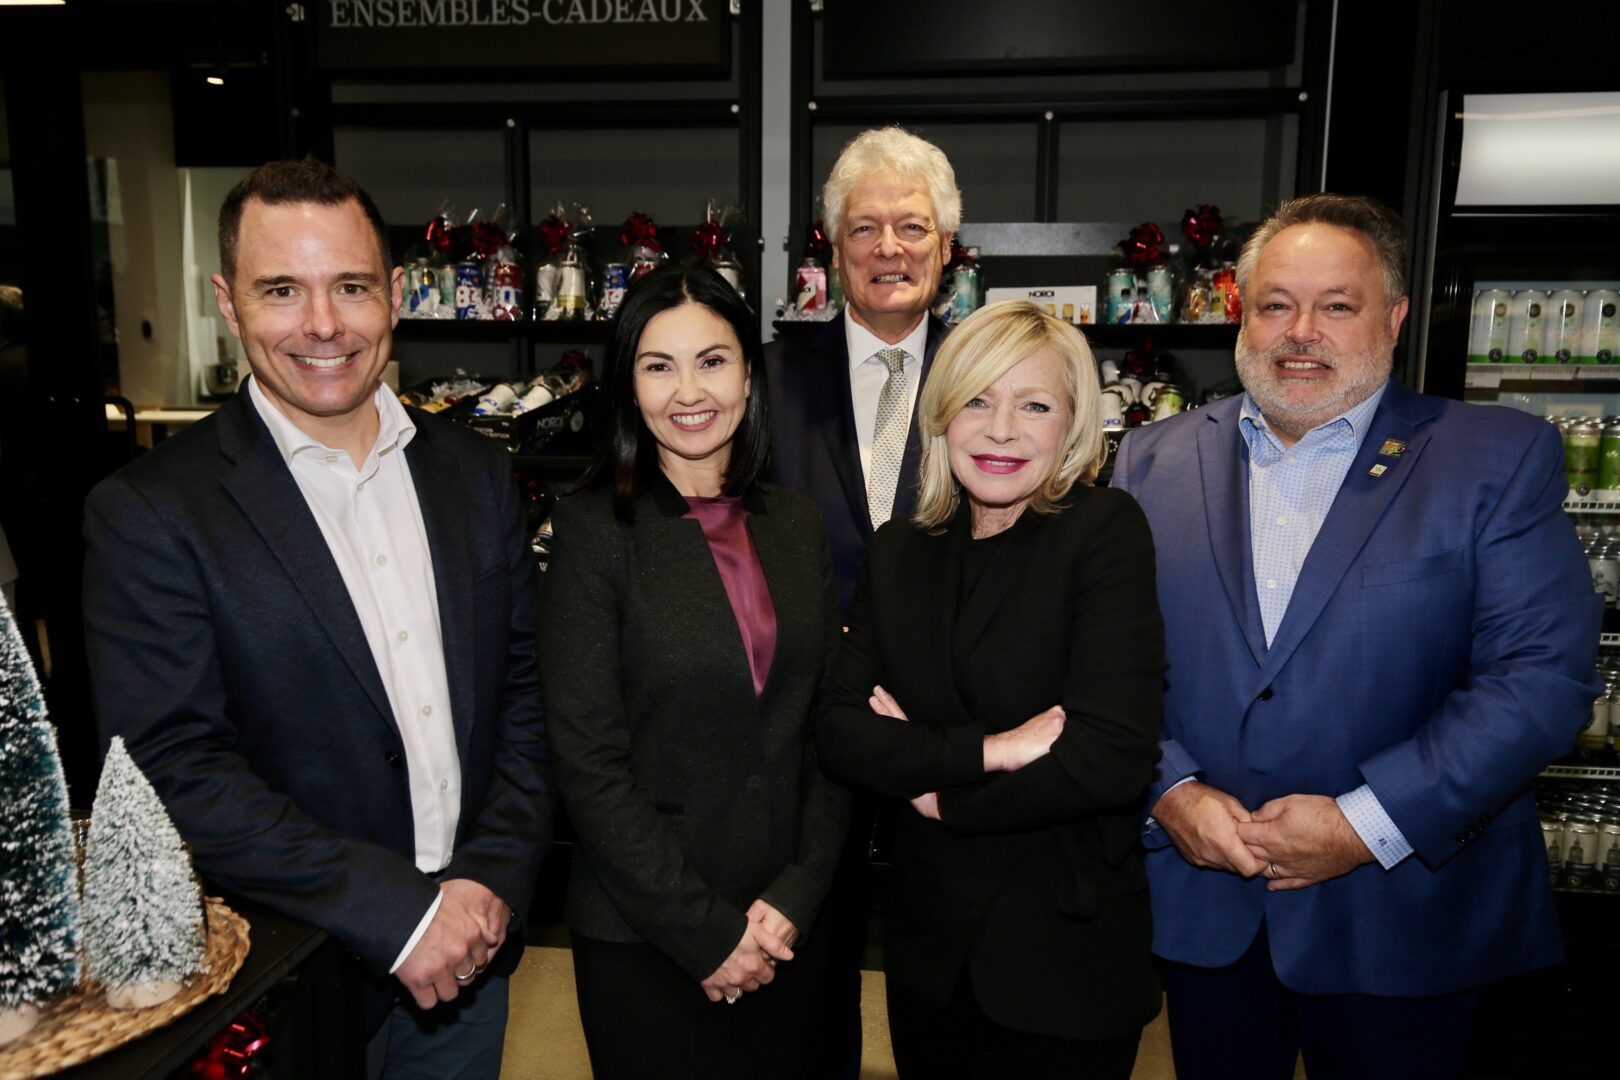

{"left": 1585, "top": 290, "right": 1619, "bottom": 364}
{"left": 1537, "top": 782, "right": 1620, "bottom": 892}
{"left": 1564, "top": 417, "right": 1603, "bottom": 494}
{"left": 1467, "top": 289, "right": 1512, "bottom": 363}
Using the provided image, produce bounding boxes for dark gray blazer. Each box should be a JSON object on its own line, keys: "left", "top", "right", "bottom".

{"left": 82, "top": 386, "right": 554, "bottom": 1030}
{"left": 536, "top": 476, "right": 851, "bottom": 980}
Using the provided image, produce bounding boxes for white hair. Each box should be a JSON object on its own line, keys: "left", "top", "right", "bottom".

{"left": 822, "top": 127, "right": 962, "bottom": 242}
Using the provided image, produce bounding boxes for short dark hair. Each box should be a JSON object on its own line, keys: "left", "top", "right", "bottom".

{"left": 1236, "top": 193, "right": 1408, "bottom": 303}
{"left": 217, "top": 159, "right": 392, "bottom": 284}
{"left": 579, "top": 263, "right": 769, "bottom": 518}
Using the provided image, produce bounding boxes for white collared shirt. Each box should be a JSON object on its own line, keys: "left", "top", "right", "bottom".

{"left": 845, "top": 310, "right": 928, "bottom": 483}
{"left": 247, "top": 378, "right": 459, "bottom": 965}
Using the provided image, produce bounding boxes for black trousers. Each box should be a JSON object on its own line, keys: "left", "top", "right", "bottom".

{"left": 1158, "top": 925, "right": 1479, "bottom": 1080}
{"left": 571, "top": 926, "right": 831, "bottom": 1080}
{"left": 885, "top": 966, "right": 1142, "bottom": 1080}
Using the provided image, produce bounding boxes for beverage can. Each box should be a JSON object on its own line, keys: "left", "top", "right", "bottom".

{"left": 1098, "top": 386, "right": 1128, "bottom": 431}
{"left": 949, "top": 262, "right": 980, "bottom": 325}
{"left": 1106, "top": 269, "right": 1136, "bottom": 323}
{"left": 1542, "top": 819, "right": 1563, "bottom": 874}
{"left": 454, "top": 259, "right": 484, "bottom": 321}
{"left": 1146, "top": 265, "right": 1174, "bottom": 323}
{"left": 555, "top": 251, "right": 588, "bottom": 319}
{"left": 490, "top": 260, "right": 524, "bottom": 322}
{"left": 1566, "top": 417, "right": 1602, "bottom": 493}
{"left": 1599, "top": 822, "right": 1620, "bottom": 888}
{"left": 1549, "top": 290, "right": 1585, "bottom": 363}
{"left": 1582, "top": 289, "right": 1619, "bottom": 364}
{"left": 1599, "top": 419, "right": 1620, "bottom": 490}
{"left": 1588, "top": 543, "right": 1619, "bottom": 604}
{"left": 472, "top": 383, "right": 518, "bottom": 416}
{"left": 1467, "top": 289, "right": 1513, "bottom": 363}
{"left": 599, "top": 262, "right": 632, "bottom": 320}
{"left": 1506, "top": 290, "right": 1547, "bottom": 363}
{"left": 1151, "top": 384, "right": 1188, "bottom": 421}
{"left": 794, "top": 257, "right": 828, "bottom": 314}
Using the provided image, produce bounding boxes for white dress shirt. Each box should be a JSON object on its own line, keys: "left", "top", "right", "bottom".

{"left": 247, "top": 377, "right": 458, "bottom": 969}
{"left": 845, "top": 311, "right": 929, "bottom": 483}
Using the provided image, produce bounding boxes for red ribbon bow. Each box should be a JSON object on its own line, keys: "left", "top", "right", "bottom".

{"left": 424, "top": 216, "right": 452, "bottom": 256}
{"left": 1180, "top": 204, "right": 1223, "bottom": 252}
{"left": 806, "top": 220, "right": 832, "bottom": 262}
{"left": 470, "top": 221, "right": 506, "bottom": 260}
{"left": 1120, "top": 223, "right": 1165, "bottom": 269}
{"left": 537, "top": 215, "right": 571, "bottom": 256}
{"left": 620, "top": 212, "right": 662, "bottom": 253}
{"left": 690, "top": 220, "right": 728, "bottom": 260}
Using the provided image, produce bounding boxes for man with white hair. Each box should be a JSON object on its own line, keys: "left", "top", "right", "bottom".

{"left": 767, "top": 125, "right": 959, "bottom": 614}
{"left": 764, "top": 126, "right": 960, "bottom": 1078}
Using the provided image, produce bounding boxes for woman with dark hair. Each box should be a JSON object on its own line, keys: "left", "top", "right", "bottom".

{"left": 536, "top": 263, "right": 850, "bottom": 1078}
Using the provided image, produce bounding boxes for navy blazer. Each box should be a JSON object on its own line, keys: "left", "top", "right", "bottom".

{"left": 764, "top": 312, "right": 949, "bottom": 614}
{"left": 1112, "top": 379, "right": 1602, "bottom": 996}
{"left": 82, "top": 386, "right": 554, "bottom": 1018}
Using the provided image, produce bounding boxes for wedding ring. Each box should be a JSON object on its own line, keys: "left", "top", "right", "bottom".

{"left": 455, "top": 963, "right": 478, "bottom": 982}
{"left": 1267, "top": 862, "right": 1279, "bottom": 879}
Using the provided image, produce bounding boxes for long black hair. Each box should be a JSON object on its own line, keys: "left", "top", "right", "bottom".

{"left": 577, "top": 262, "right": 770, "bottom": 519}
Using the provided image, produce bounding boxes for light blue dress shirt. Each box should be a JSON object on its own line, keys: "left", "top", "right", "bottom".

{"left": 1238, "top": 385, "right": 1413, "bottom": 870}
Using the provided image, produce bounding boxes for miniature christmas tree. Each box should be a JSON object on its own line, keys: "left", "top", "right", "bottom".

{"left": 83, "top": 737, "right": 206, "bottom": 1009}
{"left": 0, "top": 596, "right": 80, "bottom": 1046}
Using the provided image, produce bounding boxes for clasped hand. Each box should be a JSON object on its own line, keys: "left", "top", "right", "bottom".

{"left": 396, "top": 878, "right": 512, "bottom": 1009}
{"left": 1150, "top": 783, "right": 1374, "bottom": 890}
{"left": 868, "top": 686, "right": 1064, "bottom": 821}
{"left": 699, "top": 900, "right": 797, "bottom": 1003}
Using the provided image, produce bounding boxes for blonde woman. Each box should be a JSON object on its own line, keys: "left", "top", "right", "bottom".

{"left": 816, "top": 301, "right": 1165, "bottom": 1078}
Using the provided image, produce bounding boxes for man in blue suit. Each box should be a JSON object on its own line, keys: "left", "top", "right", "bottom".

{"left": 1112, "top": 193, "right": 1601, "bottom": 1079}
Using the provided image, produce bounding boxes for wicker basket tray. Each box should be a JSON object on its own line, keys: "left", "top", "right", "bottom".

{"left": 0, "top": 897, "right": 251, "bottom": 1080}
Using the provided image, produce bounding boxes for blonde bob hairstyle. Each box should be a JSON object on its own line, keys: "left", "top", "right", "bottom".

{"left": 822, "top": 126, "right": 962, "bottom": 242}
{"left": 912, "top": 301, "right": 1105, "bottom": 533}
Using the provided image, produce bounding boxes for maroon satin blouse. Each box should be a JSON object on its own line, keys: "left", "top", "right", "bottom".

{"left": 682, "top": 496, "right": 778, "bottom": 697}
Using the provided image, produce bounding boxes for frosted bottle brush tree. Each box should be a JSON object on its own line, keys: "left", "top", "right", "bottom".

{"left": 83, "top": 737, "right": 206, "bottom": 1009}
{"left": 0, "top": 596, "right": 80, "bottom": 1046}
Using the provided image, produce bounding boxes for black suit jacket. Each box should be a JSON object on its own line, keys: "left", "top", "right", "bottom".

{"left": 764, "top": 312, "right": 949, "bottom": 614}
{"left": 816, "top": 488, "right": 1165, "bottom": 1040}
{"left": 536, "top": 477, "right": 851, "bottom": 982}
{"left": 82, "top": 387, "right": 554, "bottom": 1025}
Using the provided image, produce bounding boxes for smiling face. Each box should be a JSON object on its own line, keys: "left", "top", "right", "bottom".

{"left": 946, "top": 347, "right": 1072, "bottom": 533}
{"left": 633, "top": 301, "right": 750, "bottom": 495}
{"left": 1235, "top": 222, "right": 1409, "bottom": 445}
{"left": 212, "top": 197, "right": 402, "bottom": 450}
{"left": 833, "top": 171, "right": 951, "bottom": 342}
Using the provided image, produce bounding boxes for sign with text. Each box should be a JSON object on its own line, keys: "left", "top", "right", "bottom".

{"left": 315, "top": 0, "right": 730, "bottom": 74}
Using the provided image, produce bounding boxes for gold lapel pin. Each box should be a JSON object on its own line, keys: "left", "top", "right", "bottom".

{"left": 1369, "top": 463, "right": 1389, "bottom": 478}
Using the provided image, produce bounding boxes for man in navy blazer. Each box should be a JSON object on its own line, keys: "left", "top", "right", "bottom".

{"left": 1112, "top": 194, "right": 1601, "bottom": 1079}
{"left": 82, "top": 162, "right": 552, "bottom": 1079}
{"left": 763, "top": 127, "right": 958, "bottom": 1079}
{"left": 765, "top": 126, "right": 958, "bottom": 615}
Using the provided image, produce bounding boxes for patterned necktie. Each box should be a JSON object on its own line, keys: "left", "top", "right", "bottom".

{"left": 866, "top": 347, "right": 911, "bottom": 528}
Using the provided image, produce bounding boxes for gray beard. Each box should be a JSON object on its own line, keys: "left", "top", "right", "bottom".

{"left": 1234, "top": 328, "right": 1392, "bottom": 440}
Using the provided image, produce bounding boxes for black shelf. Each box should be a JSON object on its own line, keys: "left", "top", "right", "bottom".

{"left": 512, "top": 454, "right": 592, "bottom": 475}
{"left": 395, "top": 319, "right": 611, "bottom": 344}
{"left": 1081, "top": 323, "right": 1240, "bottom": 351}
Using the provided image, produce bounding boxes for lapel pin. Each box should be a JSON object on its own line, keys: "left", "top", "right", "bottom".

{"left": 1368, "top": 463, "right": 1388, "bottom": 477}
{"left": 1378, "top": 438, "right": 1407, "bottom": 458}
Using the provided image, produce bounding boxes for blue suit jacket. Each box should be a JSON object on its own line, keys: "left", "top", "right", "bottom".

{"left": 1112, "top": 379, "right": 1601, "bottom": 996}
{"left": 764, "top": 313, "right": 948, "bottom": 615}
